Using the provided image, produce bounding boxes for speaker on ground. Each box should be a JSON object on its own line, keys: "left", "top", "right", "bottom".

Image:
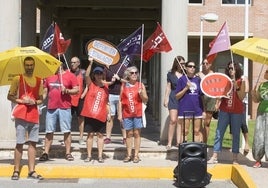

{"left": 173, "top": 142, "right": 212, "bottom": 188}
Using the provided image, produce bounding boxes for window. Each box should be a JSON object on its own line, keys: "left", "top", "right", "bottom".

{"left": 222, "top": 0, "right": 251, "bottom": 4}
{"left": 189, "top": 0, "right": 203, "bottom": 4}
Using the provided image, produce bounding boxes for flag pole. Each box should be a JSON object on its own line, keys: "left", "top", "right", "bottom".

{"left": 139, "top": 24, "right": 144, "bottom": 88}
{"left": 62, "top": 54, "right": 70, "bottom": 70}
{"left": 116, "top": 55, "right": 128, "bottom": 75}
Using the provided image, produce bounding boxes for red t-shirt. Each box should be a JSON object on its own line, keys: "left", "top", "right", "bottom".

{"left": 220, "top": 78, "right": 244, "bottom": 114}
{"left": 45, "top": 71, "right": 78, "bottom": 109}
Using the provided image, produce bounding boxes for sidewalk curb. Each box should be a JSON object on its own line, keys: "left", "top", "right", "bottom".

{"left": 0, "top": 164, "right": 256, "bottom": 187}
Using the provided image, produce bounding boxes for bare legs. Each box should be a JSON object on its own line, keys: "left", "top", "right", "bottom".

{"left": 105, "top": 116, "right": 126, "bottom": 143}
{"left": 78, "top": 116, "right": 85, "bottom": 142}
{"left": 203, "top": 111, "right": 213, "bottom": 143}
{"left": 125, "top": 129, "right": 141, "bottom": 159}
{"left": 43, "top": 132, "right": 72, "bottom": 156}
{"left": 13, "top": 141, "right": 37, "bottom": 178}
{"left": 179, "top": 118, "right": 203, "bottom": 142}
{"left": 167, "top": 109, "right": 180, "bottom": 147}
{"left": 85, "top": 132, "right": 104, "bottom": 159}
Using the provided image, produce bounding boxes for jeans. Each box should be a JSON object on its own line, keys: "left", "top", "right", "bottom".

{"left": 213, "top": 111, "right": 243, "bottom": 154}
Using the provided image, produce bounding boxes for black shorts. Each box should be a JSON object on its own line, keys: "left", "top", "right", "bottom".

{"left": 84, "top": 117, "right": 106, "bottom": 134}
{"left": 71, "top": 99, "right": 84, "bottom": 116}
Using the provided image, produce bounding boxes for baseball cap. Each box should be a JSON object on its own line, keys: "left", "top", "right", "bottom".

{"left": 93, "top": 66, "right": 104, "bottom": 73}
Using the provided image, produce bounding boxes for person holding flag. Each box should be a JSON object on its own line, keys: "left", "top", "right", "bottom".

{"left": 175, "top": 61, "right": 204, "bottom": 143}
{"left": 103, "top": 26, "right": 142, "bottom": 145}
{"left": 208, "top": 61, "right": 246, "bottom": 164}
{"left": 118, "top": 66, "right": 148, "bottom": 163}
{"left": 163, "top": 55, "right": 185, "bottom": 150}
{"left": 39, "top": 63, "right": 79, "bottom": 162}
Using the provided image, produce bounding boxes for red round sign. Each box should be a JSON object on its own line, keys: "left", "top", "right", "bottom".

{"left": 200, "top": 73, "right": 233, "bottom": 98}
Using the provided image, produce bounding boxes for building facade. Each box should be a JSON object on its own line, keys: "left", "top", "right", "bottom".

{"left": 0, "top": 0, "right": 267, "bottom": 142}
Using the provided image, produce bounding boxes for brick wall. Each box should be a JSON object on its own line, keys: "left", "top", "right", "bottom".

{"left": 188, "top": 0, "right": 268, "bottom": 119}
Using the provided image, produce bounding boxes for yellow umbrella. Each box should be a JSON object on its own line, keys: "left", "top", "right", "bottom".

{"left": 230, "top": 37, "right": 268, "bottom": 64}
{"left": 0, "top": 46, "right": 61, "bottom": 85}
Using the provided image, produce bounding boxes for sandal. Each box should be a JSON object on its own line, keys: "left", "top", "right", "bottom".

{"left": 65, "top": 153, "right": 74, "bottom": 161}
{"left": 133, "top": 156, "right": 140, "bottom": 163}
{"left": 11, "top": 171, "right": 20, "bottom": 180}
{"left": 39, "top": 153, "right": 49, "bottom": 161}
{"left": 123, "top": 156, "right": 132, "bottom": 163}
{"left": 28, "top": 171, "right": 44, "bottom": 180}
{"left": 98, "top": 157, "right": 104, "bottom": 163}
{"left": 84, "top": 157, "right": 92, "bottom": 162}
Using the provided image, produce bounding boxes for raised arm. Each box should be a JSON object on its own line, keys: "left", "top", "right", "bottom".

{"left": 85, "top": 57, "right": 94, "bottom": 86}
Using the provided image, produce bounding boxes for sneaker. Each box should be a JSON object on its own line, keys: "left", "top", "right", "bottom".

{"left": 166, "top": 145, "right": 171, "bottom": 151}
{"left": 207, "top": 157, "right": 218, "bottom": 164}
{"left": 79, "top": 139, "right": 85, "bottom": 145}
{"left": 253, "top": 161, "right": 262, "bottom": 168}
{"left": 104, "top": 138, "right": 111, "bottom": 144}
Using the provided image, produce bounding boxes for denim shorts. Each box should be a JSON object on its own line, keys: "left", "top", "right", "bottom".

{"left": 46, "top": 108, "right": 72, "bottom": 133}
{"left": 109, "top": 94, "right": 119, "bottom": 116}
{"left": 123, "top": 117, "right": 143, "bottom": 130}
{"left": 15, "top": 118, "right": 39, "bottom": 144}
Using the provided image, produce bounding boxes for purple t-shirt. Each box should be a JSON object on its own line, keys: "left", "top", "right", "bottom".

{"left": 176, "top": 75, "right": 203, "bottom": 118}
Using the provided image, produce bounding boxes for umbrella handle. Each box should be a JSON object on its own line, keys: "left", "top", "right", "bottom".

{"left": 254, "top": 64, "right": 265, "bottom": 90}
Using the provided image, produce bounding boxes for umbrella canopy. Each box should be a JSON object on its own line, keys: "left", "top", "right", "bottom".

{"left": 0, "top": 46, "right": 61, "bottom": 85}
{"left": 230, "top": 37, "right": 268, "bottom": 64}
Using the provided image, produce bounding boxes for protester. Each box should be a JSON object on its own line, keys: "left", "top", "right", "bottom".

{"left": 69, "top": 56, "right": 88, "bottom": 145}
{"left": 175, "top": 60, "right": 204, "bottom": 143}
{"left": 8, "top": 57, "right": 44, "bottom": 180}
{"left": 208, "top": 61, "right": 246, "bottom": 164}
{"left": 229, "top": 74, "right": 250, "bottom": 155}
{"left": 163, "top": 55, "right": 185, "bottom": 150}
{"left": 118, "top": 66, "right": 148, "bottom": 163}
{"left": 81, "top": 57, "right": 116, "bottom": 163}
{"left": 196, "top": 58, "right": 216, "bottom": 143}
{"left": 39, "top": 63, "right": 79, "bottom": 162}
{"left": 104, "top": 63, "right": 127, "bottom": 145}
{"left": 251, "top": 69, "right": 268, "bottom": 168}
{"left": 233, "top": 63, "right": 250, "bottom": 155}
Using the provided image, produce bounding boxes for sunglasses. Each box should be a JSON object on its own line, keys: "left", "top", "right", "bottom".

{"left": 186, "top": 65, "right": 196, "bottom": 68}
{"left": 130, "top": 71, "right": 138, "bottom": 75}
{"left": 228, "top": 67, "right": 234, "bottom": 71}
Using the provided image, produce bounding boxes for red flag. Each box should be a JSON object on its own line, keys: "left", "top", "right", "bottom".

{"left": 142, "top": 23, "right": 172, "bottom": 62}
{"left": 207, "top": 22, "right": 230, "bottom": 60}
{"left": 50, "top": 23, "right": 71, "bottom": 57}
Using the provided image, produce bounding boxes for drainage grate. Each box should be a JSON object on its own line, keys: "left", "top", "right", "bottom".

{"left": 38, "top": 178, "right": 79, "bottom": 183}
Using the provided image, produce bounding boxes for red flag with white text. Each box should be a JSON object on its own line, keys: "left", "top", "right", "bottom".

{"left": 50, "top": 23, "right": 71, "bottom": 57}
{"left": 207, "top": 21, "right": 230, "bottom": 63}
{"left": 142, "top": 23, "right": 172, "bottom": 62}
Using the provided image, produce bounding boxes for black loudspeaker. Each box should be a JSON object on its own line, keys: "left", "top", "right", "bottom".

{"left": 174, "top": 142, "right": 211, "bottom": 188}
